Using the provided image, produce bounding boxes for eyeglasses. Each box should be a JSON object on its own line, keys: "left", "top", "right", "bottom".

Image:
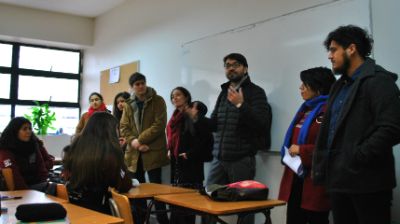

{"left": 224, "top": 62, "right": 242, "bottom": 69}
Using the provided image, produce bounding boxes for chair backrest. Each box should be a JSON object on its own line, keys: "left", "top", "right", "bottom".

{"left": 110, "top": 188, "right": 134, "bottom": 224}
{"left": 109, "top": 198, "right": 121, "bottom": 217}
{"left": 2, "top": 168, "right": 15, "bottom": 191}
{"left": 56, "top": 184, "right": 69, "bottom": 201}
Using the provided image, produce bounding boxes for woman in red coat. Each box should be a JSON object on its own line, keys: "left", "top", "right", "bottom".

{"left": 0, "top": 117, "right": 54, "bottom": 191}
{"left": 75, "top": 92, "right": 109, "bottom": 134}
{"left": 278, "top": 67, "right": 335, "bottom": 224}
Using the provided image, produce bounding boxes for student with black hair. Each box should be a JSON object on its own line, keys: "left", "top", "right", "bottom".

{"left": 63, "top": 112, "right": 132, "bottom": 214}
{"left": 278, "top": 67, "right": 335, "bottom": 224}
{"left": 120, "top": 72, "right": 169, "bottom": 224}
{"left": 313, "top": 25, "right": 400, "bottom": 224}
{"left": 0, "top": 117, "right": 54, "bottom": 191}
{"left": 112, "top": 91, "right": 130, "bottom": 122}
{"left": 167, "top": 86, "right": 213, "bottom": 224}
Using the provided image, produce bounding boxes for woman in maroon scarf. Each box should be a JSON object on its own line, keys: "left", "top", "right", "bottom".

{"left": 166, "top": 86, "right": 213, "bottom": 224}
{"left": 75, "top": 92, "right": 109, "bottom": 134}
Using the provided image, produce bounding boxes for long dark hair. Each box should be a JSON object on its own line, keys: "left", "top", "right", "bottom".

{"left": 63, "top": 112, "right": 124, "bottom": 189}
{"left": 0, "top": 117, "right": 40, "bottom": 150}
{"left": 170, "top": 86, "right": 192, "bottom": 105}
{"left": 112, "top": 91, "right": 130, "bottom": 121}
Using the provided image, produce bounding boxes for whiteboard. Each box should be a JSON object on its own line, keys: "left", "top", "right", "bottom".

{"left": 181, "top": 0, "right": 370, "bottom": 151}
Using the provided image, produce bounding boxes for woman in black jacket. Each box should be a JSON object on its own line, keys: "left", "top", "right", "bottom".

{"left": 166, "top": 87, "right": 213, "bottom": 224}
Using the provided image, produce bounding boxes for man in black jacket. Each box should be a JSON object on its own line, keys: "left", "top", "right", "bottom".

{"left": 312, "top": 25, "right": 400, "bottom": 224}
{"left": 204, "top": 53, "right": 272, "bottom": 224}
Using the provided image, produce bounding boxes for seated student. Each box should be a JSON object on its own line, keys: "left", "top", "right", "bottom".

{"left": 75, "top": 92, "right": 109, "bottom": 134}
{"left": 63, "top": 112, "right": 132, "bottom": 214}
{"left": 0, "top": 117, "right": 55, "bottom": 191}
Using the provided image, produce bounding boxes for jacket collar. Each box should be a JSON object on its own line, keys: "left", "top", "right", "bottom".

{"left": 221, "top": 74, "right": 251, "bottom": 90}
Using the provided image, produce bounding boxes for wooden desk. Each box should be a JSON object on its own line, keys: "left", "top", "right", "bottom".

{"left": 1, "top": 190, "right": 124, "bottom": 224}
{"left": 154, "top": 192, "right": 286, "bottom": 224}
{"left": 124, "top": 183, "right": 196, "bottom": 199}
{"left": 124, "top": 183, "right": 196, "bottom": 223}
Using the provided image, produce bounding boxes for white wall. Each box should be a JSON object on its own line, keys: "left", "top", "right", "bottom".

{"left": 81, "top": 0, "right": 400, "bottom": 223}
{"left": 372, "top": 0, "right": 400, "bottom": 223}
{"left": 0, "top": 0, "right": 398, "bottom": 223}
{"left": 0, "top": 3, "right": 93, "bottom": 46}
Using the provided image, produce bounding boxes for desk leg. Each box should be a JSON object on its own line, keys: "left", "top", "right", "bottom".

{"left": 262, "top": 209, "right": 272, "bottom": 224}
{"left": 145, "top": 199, "right": 155, "bottom": 224}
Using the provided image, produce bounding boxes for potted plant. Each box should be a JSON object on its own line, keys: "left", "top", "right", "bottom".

{"left": 24, "top": 101, "right": 56, "bottom": 135}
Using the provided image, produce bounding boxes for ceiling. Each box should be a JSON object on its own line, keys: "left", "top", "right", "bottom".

{"left": 0, "top": 0, "right": 126, "bottom": 17}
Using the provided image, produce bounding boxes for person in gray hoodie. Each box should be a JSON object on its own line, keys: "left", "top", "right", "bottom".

{"left": 312, "top": 25, "right": 400, "bottom": 224}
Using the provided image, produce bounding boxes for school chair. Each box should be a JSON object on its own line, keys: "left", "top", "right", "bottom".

{"left": 56, "top": 183, "right": 69, "bottom": 201}
{"left": 110, "top": 188, "right": 134, "bottom": 224}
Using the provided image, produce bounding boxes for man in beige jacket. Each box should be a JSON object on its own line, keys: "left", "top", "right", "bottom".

{"left": 120, "top": 72, "right": 169, "bottom": 224}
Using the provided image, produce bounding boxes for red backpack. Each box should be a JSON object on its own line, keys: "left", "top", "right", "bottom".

{"left": 203, "top": 180, "right": 269, "bottom": 201}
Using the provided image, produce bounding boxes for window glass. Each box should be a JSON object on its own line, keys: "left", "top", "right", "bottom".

{"left": 0, "top": 43, "right": 12, "bottom": 67}
{"left": 15, "top": 105, "right": 79, "bottom": 135}
{"left": 19, "top": 46, "right": 80, "bottom": 74}
{"left": 0, "top": 73, "right": 11, "bottom": 99}
{"left": 0, "top": 104, "right": 11, "bottom": 132}
{"left": 18, "top": 76, "right": 79, "bottom": 103}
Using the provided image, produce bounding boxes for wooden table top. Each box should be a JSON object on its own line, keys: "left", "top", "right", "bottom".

{"left": 155, "top": 192, "right": 286, "bottom": 215}
{"left": 124, "top": 183, "right": 196, "bottom": 199}
{"left": 0, "top": 190, "right": 123, "bottom": 224}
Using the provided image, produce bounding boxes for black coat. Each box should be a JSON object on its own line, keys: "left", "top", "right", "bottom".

{"left": 313, "top": 58, "right": 400, "bottom": 193}
{"left": 210, "top": 75, "right": 272, "bottom": 161}
{"left": 170, "top": 116, "right": 213, "bottom": 187}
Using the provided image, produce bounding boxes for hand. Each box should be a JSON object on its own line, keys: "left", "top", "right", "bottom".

{"left": 227, "top": 86, "right": 244, "bottom": 107}
{"left": 119, "top": 137, "right": 126, "bottom": 147}
{"left": 179, "top": 153, "right": 188, "bottom": 160}
{"left": 167, "top": 150, "right": 171, "bottom": 159}
{"left": 138, "top": 144, "right": 149, "bottom": 152}
{"left": 289, "top": 144, "right": 300, "bottom": 157}
{"left": 131, "top": 139, "right": 140, "bottom": 149}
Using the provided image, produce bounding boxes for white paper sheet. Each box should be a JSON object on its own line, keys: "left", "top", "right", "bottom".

{"left": 283, "top": 146, "right": 304, "bottom": 176}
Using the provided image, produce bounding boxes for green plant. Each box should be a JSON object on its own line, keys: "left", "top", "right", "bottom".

{"left": 24, "top": 101, "right": 56, "bottom": 135}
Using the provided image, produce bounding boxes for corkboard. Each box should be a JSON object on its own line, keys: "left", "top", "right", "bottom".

{"left": 100, "top": 61, "right": 139, "bottom": 105}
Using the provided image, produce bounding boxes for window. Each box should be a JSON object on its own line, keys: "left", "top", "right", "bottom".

{"left": 0, "top": 73, "right": 11, "bottom": 99}
{"left": 0, "top": 41, "right": 81, "bottom": 135}
{"left": 0, "top": 43, "right": 12, "bottom": 67}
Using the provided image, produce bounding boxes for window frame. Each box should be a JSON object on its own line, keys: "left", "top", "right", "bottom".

{"left": 0, "top": 40, "right": 82, "bottom": 121}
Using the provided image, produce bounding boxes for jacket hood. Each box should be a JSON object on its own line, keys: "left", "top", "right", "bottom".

{"left": 364, "top": 58, "right": 398, "bottom": 81}
{"left": 130, "top": 86, "right": 157, "bottom": 102}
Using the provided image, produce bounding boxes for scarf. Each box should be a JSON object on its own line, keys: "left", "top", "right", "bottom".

{"left": 166, "top": 109, "right": 185, "bottom": 158}
{"left": 87, "top": 103, "right": 108, "bottom": 117}
{"left": 13, "top": 140, "right": 37, "bottom": 157}
{"left": 281, "top": 95, "right": 329, "bottom": 159}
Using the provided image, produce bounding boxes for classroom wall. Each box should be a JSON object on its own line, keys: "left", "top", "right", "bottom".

{"left": 0, "top": 3, "right": 94, "bottom": 47}
{"left": 83, "top": 0, "right": 400, "bottom": 223}
{"left": 372, "top": 0, "right": 400, "bottom": 222}
{"left": 0, "top": 0, "right": 398, "bottom": 223}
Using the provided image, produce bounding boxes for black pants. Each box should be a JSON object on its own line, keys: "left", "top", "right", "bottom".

{"left": 330, "top": 190, "right": 392, "bottom": 224}
{"left": 286, "top": 175, "right": 329, "bottom": 224}
{"left": 131, "top": 155, "right": 169, "bottom": 224}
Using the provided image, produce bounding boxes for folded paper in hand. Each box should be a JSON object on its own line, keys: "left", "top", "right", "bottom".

{"left": 283, "top": 146, "right": 304, "bottom": 176}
